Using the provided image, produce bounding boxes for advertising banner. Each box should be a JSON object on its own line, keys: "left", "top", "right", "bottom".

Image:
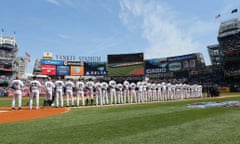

{"left": 144, "top": 58, "right": 168, "bottom": 74}
{"left": 84, "top": 62, "right": 107, "bottom": 76}
{"left": 41, "top": 59, "right": 64, "bottom": 66}
{"left": 41, "top": 64, "right": 56, "bottom": 75}
{"left": 70, "top": 66, "right": 84, "bottom": 76}
{"left": 167, "top": 54, "right": 197, "bottom": 72}
{"left": 57, "top": 66, "right": 70, "bottom": 75}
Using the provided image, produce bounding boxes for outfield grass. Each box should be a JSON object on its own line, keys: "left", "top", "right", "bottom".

{"left": 0, "top": 96, "right": 240, "bottom": 144}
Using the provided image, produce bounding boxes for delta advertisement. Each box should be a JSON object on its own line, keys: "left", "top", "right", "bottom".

{"left": 145, "top": 54, "right": 197, "bottom": 74}
{"left": 84, "top": 62, "right": 107, "bottom": 76}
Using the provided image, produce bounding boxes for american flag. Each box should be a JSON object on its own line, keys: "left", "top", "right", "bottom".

{"left": 215, "top": 14, "right": 221, "bottom": 19}
{"left": 25, "top": 52, "right": 31, "bottom": 57}
{"left": 231, "top": 8, "right": 238, "bottom": 14}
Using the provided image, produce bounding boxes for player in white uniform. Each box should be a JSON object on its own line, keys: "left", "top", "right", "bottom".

{"left": 10, "top": 76, "right": 24, "bottom": 110}
{"left": 123, "top": 80, "right": 129, "bottom": 104}
{"left": 142, "top": 80, "right": 148, "bottom": 102}
{"left": 86, "top": 79, "right": 95, "bottom": 105}
{"left": 29, "top": 76, "right": 42, "bottom": 110}
{"left": 166, "top": 83, "right": 172, "bottom": 100}
{"left": 161, "top": 82, "right": 167, "bottom": 101}
{"left": 137, "top": 81, "right": 144, "bottom": 103}
{"left": 95, "top": 80, "right": 103, "bottom": 105}
{"left": 54, "top": 76, "right": 65, "bottom": 108}
{"left": 109, "top": 79, "right": 117, "bottom": 104}
{"left": 44, "top": 77, "right": 55, "bottom": 106}
{"left": 76, "top": 78, "right": 85, "bottom": 106}
{"left": 197, "top": 84, "right": 203, "bottom": 98}
{"left": 157, "top": 82, "right": 162, "bottom": 101}
{"left": 130, "top": 82, "right": 137, "bottom": 103}
{"left": 101, "top": 81, "right": 109, "bottom": 105}
{"left": 152, "top": 82, "right": 157, "bottom": 101}
{"left": 116, "top": 82, "right": 123, "bottom": 104}
{"left": 147, "top": 82, "right": 152, "bottom": 102}
{"left": 65, "top": 79, "right": 75, "bottom": 107}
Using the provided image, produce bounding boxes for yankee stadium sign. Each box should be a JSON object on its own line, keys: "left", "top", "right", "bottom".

{"left": 55, "top": 55, "right": 101, "bottom": 62}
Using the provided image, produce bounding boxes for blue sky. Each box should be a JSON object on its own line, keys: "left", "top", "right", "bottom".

{"left": 0, "top": 0, "right": 239, "bottom": 72}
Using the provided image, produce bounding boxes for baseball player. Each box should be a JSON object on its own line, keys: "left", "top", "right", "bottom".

{"left": 197, "top": 84, "right": 203, "bottom": 98}
{"left": 157, "top": 82, "right": 162, "bottom": 101}
{"left": 76, "top": 78, "right": 85, "bottom": 106}
{"left": 95, "top": 80, "right": 103, "bottom": 105}
{"left": 44, "top": 77, "right": 55, "bottom": 106}
{"left": 54, "top": 76, "right": 65, "bottom": 108}
{"left": 130, "top": 82, "right": 137, "bottom": 103}
{"left": 29, "top": 76, "right": 42, "bottom": 110}
{"left": 123, "top": 80, "right": 129, "bottom": 104}
{"left": 101, "top": 81, "right": 109, "bottom": 105}
{"left": 10, "top": 76, "right": 24, "bottom": 110}
{"left": 137, "top": 81, "right": 144, "bottom": 103}
{"left": 116, "top": 82, "right": 123, "bottom": 104}
{"left": 86, "top": 78, "right": 95, "bottom": 105}
{"left": 152, "top": 81, "right": 157, "bottom": 101}
{"left": 65, "top": 79, "right": 75, "bottom": 107}
{"left": 161, "top": 82, "right": 167, "bottom": 101}
{"left": 147, "top": 82, "right": 152, "bottom": 102}
{"left": 142, "top": 80, "right": 148, "bottom": 102}
{"left": 109, "top": 79, "right": 117, "bottom": 104}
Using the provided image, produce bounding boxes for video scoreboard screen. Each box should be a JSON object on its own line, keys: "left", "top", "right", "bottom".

{"left": 107, "top": 53, "right": 144, "bottom": 76}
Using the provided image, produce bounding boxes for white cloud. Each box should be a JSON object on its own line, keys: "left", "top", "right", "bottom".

{"left": 47, "top": 0, "right": 60, "bottom": 6}
{"left": 119, "top": 0, "right": 217, "bottom": 64}
{"left": 47, "top": 0, "right": 77, "bottom": 8}
{"left": 58, "top": 33, "right": 71, "bottom": 39}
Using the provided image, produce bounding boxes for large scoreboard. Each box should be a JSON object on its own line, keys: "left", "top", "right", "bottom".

{"left": 107, "top": 52, "right": 144, "bottom": 76}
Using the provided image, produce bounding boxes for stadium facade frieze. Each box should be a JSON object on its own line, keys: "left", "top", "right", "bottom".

{"left": 55, "top": 55, "right": 102, "bottom": 62}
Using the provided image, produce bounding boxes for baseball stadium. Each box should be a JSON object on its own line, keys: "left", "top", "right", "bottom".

{"left": 1, "top": 8, "right": 240, "bottom": 144}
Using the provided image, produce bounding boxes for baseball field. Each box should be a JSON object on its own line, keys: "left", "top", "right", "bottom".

{"left": 0, "top": 94, "right": 240, "bottom": 144}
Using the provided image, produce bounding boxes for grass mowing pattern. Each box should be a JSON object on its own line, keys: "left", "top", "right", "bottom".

{"left": 0, "top": 97, "right": 240, "bottom": 143}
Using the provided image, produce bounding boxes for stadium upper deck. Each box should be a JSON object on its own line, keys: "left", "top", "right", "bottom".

{"left": 0, "top": 35, "right": 18, "bottom": 82}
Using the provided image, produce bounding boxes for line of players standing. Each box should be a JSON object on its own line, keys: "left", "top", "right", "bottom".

{"left": 9, "top": 76, "right": 203, "bottom": 110}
